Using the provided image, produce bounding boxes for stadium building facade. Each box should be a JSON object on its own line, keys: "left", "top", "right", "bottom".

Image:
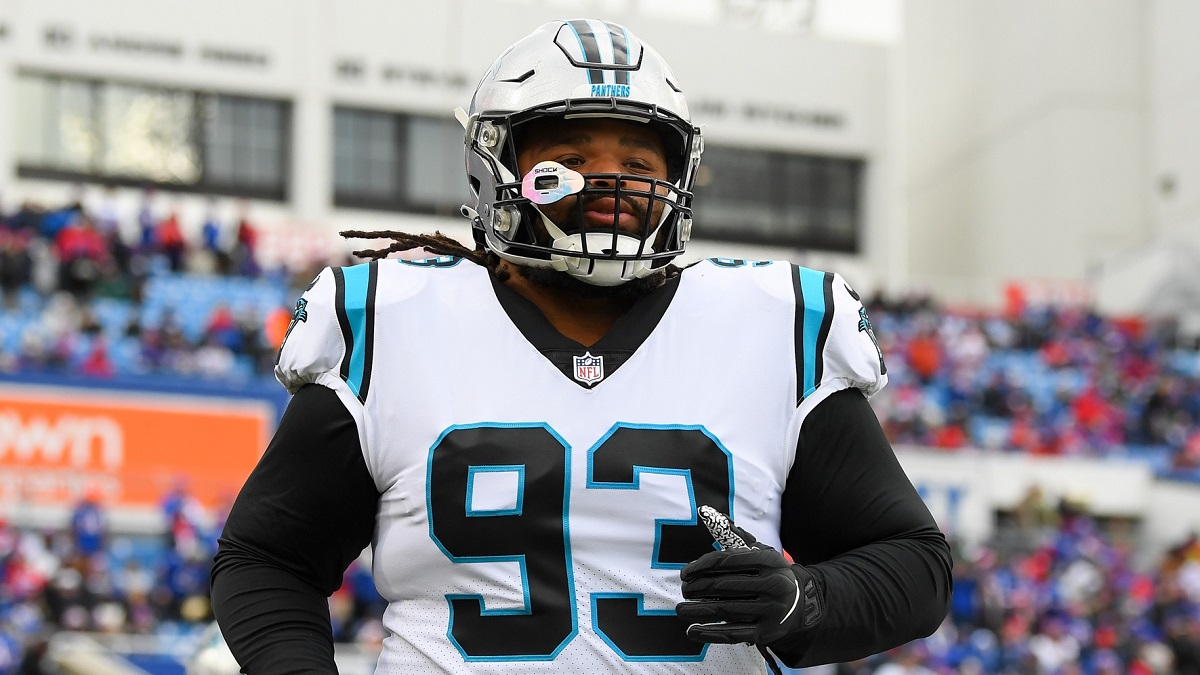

{"left": 0, "top": 0, "right": 897, "bottom": 292}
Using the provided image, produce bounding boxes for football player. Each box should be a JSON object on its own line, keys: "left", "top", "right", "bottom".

{"left": 211, "top": 19, "right": 952, "bottom": 675}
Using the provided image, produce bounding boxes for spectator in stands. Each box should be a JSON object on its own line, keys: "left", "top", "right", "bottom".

{"left": 158, "top": 309, "right": 192, "bottom": 371}
{"left": 1028, "top": 611, "right": 1081, "bottom": 672}
{"left": 1141, "top": 378, "right": 1183, "bottom": 446}
{"left": 54, "top": 213, "right": 110, "bottom": 299}
{"left": 204, "top": 302, "right": 238, "bottom": 350}
{"left": 3, "top": 201, "right": 44, "bottom": 236}
{"left": 155, "top": 207, "right": 188, "bottom": 273}
{"left": 38, "top": 200, "right": 81, "bottom": 241}
{"left": 79, "top": 335, "right": 115, "bottom": 378}
{"left": 978, "top": 372, "right": 1018, "bottom": 418}
{"left": 201, "top": 197, "right": 232, "bottom": 275}
{"left": 906, "top": 326, "right": 943, "bottom": 384}
{"left": 263, "top": 304, "right": 293, "bottom": 358}
{"left": 234, "top": 308, "right": 270, "bottom": 374}
{"left": 68, "top": 492, "right": 108, "bottom": 561}
{"left": 136, "top": 188, "right": 158, "bottom": 252}
{"left": 231, "top": 202, "right": 259, "bottom": 277}
{"left": 162, "top": 481, "right": 210, "bottom": 561}
{"left": 0, "top": 228, "right": 31, "bottom": 309}
{"left": 932, "top": 402, "right": 970, "bottom": 450}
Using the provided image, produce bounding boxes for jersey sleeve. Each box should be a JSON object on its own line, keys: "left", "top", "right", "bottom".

{"left": 274, "top": 267, "right": 349, "bottom": 395}
{"left": 794, "top": 267, "right": 888, "bottom": 410}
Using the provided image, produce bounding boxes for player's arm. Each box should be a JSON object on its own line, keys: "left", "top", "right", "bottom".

{"left": 678, "top": 271, "right": 950, "bottom": 667}
{"left": 770, "top": 387, "right": 952, "bottom": 666}
{"left": 210, "top": 383, "right": 380, "bottom": 674}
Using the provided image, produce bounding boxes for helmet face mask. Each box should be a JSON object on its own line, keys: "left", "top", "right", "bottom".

{"left": 462, "top": 20, "right": 703, "bottom": 286}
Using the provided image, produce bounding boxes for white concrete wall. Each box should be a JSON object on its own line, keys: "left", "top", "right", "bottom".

{"left": 903, "top": 0, "right": 1152, "bottom": 307}
{"left": 0, "top": 3, "right": 14, "bottom": 197}
{"left": 1148, "top": 0, "right": 1200, "bottom": 243}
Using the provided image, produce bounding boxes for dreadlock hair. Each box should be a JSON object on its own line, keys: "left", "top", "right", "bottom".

{"left": 340, "top": 229, "right": 686, "bottom": 293}
{"left": 340, "top": 229, "right": 511, "bottom": 282}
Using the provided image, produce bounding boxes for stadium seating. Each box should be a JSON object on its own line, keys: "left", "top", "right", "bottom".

{"left": 3, "top": 198, "right": 1199, "bottom": 673}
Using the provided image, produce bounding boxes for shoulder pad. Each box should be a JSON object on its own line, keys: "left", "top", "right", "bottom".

{"left": 274, "top": 263, "right": 380, "bottom": 401}
{"left": 794, "top": 267, "right": 887, "bottom": 404}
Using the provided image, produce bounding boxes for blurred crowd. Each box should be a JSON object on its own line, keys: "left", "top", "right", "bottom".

{"left": 0, "top": 489, "right": 387, "bottom": 674}
{"left": 827, "top": 496, "right": 1200, "bottom": 675}
{"left": 2, "top": 190, "right": 262, "bottom": 303}
{"left": 0, "top": 491, "right": 1196, "bottom": 674}
{"left": 866, "top": 293, "right": 1200, "bottom": 481}
{"left": 2, "top": 193, "right": 1200, "bottom": 673}
{"left": 3, "top": 193, "right": 1198, "bottom": 478}
{"left": 0, "top": 191, "right": 337, "bottom": 382}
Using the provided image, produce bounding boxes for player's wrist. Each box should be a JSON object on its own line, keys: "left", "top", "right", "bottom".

{"left": 790, "top": 563, "right": 824, "bottom": 632}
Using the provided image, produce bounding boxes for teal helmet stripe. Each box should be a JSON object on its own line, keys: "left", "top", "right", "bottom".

{"left": 583, "top": 19, "right": 616, "bottom": 82}
{"left": 566, "top": 20, "right": 605, "bottom": 85}
{"left": 604, "top": 20, "right": 631, "bottom": 85}
{"left": 565, "top": 19, "right": 641, "bottom": 87}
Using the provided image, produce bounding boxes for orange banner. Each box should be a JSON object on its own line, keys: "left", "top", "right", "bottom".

{"left": 0, "top": 384, "right": 273, "bottom": 510}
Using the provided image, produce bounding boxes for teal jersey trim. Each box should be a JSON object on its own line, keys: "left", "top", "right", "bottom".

{"left": 798, "top": 267, "right": 828, "bottom": 398}
{"left": 339, "top": 263, "right": 375, "bottom": 400}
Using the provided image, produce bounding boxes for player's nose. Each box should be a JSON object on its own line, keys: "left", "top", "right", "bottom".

{"left": 585, "top": 155, "right": 623, "bottom": 182}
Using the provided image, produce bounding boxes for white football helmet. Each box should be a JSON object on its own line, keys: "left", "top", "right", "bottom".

{"left": 460, "top": 19, "right": 703, "bottom": 286}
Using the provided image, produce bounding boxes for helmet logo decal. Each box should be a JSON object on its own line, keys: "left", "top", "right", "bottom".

{"left": 560, "top": 20, "right": 640, "bottom": 86}
{"left": 576, "top": 83, "right": 632, "bottom": 98}
{"left": 521, "top": 161, "right": 586, "bottom": 204}
{"left": 573, "top": 352, "right": 605, "bottom": 386}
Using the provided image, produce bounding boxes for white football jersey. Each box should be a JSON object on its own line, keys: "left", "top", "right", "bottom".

{"left": 275, "top": 257, "right": 886, "bottom": 675}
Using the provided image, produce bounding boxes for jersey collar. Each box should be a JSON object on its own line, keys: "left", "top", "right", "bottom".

{"left": 489, "top": 271, "right": 682, "bottom": 388}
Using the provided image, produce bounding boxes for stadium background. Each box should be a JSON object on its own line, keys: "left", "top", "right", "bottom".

{"left": 0, "top": 0, "right": 1199, "bottom": 672}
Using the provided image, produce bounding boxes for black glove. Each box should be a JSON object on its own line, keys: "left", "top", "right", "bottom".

{"left": 676, "top": 506, "right": 823, "bottom": 645}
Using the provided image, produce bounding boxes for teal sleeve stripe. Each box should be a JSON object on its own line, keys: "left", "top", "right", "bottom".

{"left": 798, "top": 267, "right": 828, "bottom": 398}
{"left": 340, "top": 264, "right": 372, "bottom": 399}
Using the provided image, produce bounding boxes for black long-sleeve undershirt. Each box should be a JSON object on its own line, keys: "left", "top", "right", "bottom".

{"left": 770, "top": 388, "right": 953, "bottom": 666}
{"left": 210, "top": 384, "right": 951, "bottom": 673}
{"left": 211, "top": 384, "right": 379, "bottom": 674}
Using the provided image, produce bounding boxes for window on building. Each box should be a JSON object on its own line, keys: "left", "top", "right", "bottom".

{"left": 15, "top": 72, "right": 290, "bottom": 200}
{"left": 692, "top": 145, "right": 863, "bottom": 252}
{"left": 203, "top": 96, "right": 288, "bottom": 193}
{"left": 332, "top": 107, "right": 468, "bottom": 216}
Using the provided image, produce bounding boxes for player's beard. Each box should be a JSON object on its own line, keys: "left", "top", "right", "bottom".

{"left": 513, "top": 191, "right": 675, "bottom": 299}
{"left": 524, "top": 192, "right": 674, "bottom": 299}
{"left": 514, "top": 262, "right": 669, "bottom": 301}
{"left": 539, "top": 191, "right": 657, "bottom": 243}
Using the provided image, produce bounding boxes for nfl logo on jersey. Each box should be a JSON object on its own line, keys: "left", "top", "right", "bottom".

{"left": 573, "top": 352, "right": 604, "bottom": 385}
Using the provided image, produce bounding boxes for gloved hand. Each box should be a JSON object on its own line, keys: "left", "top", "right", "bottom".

{"left": 676, "top": 506, "right": 822, "bottom": 645}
